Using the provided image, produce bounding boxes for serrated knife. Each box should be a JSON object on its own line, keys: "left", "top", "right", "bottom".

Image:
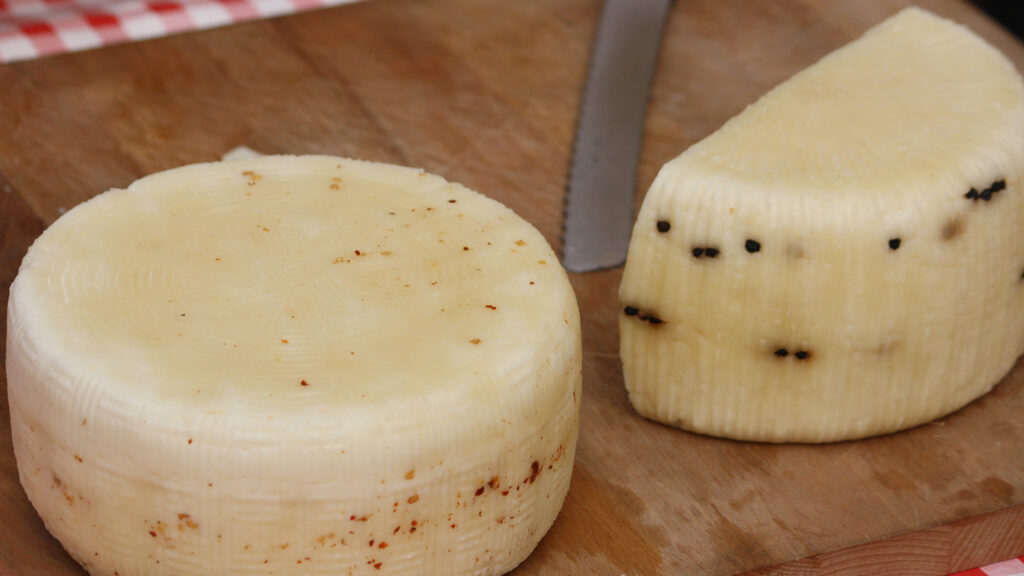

{"left": 561, "top": 0, "right": 673, "bottom": 273}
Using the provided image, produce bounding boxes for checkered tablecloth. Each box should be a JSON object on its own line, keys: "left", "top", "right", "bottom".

{"left": 0, "top": 0, "right": 357, "bottom": 62}
{"left": 951, "top": 556, "right": 1024, "bottom": 576}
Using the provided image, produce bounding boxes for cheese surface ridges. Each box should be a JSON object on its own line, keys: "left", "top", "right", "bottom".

{"left": 619, "top": 8, "right": 1024, "bottom": 442}
{"left": 7, "top": 155, "right": 582, "bottom": 575}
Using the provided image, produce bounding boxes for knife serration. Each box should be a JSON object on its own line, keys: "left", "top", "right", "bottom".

{"left": 561, "top": 0, "right": 672, "bottom": 273}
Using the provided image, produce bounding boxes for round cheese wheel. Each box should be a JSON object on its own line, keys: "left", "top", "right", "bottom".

{"left": 6, "top": 155, "right": 581, "bottom": 575}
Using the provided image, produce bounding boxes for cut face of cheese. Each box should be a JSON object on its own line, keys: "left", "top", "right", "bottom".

{"left": 6, "top": 155, "right": 582, "bottom": 575}
{"left": 619, "top": 8, "right": 1024, "bottom": 443}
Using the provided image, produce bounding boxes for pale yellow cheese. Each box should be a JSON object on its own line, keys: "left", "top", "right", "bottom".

{"left": 620, "top": 8, "right": 1024, "bottom": 442}
{"left": 7, "top": 155, "right": 581, "bottom": 575}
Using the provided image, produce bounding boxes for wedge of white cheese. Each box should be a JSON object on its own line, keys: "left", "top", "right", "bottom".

{"left": 619, "top": 8, "right": 1024, "bottom": 442}
{"left": 7, "top": 155, "right": 581, "bottom": 575}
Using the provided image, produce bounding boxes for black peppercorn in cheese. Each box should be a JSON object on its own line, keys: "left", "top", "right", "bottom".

{"left": 619, "top": 8, "right": 1024, "bottom": 442}
{"left": 6, "top": 155, "right": 581, "bottom": 575}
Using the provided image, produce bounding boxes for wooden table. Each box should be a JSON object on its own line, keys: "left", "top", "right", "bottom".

{"left": 2, "top": 1, "right": 1022, "bottom": 574}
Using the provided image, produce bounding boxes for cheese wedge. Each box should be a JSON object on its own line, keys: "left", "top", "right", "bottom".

{"left": 619, "top": 8, "right": 1024, "bottom": 442}
{"left": 6, "top": 155, "right": 581, "bottom": 575}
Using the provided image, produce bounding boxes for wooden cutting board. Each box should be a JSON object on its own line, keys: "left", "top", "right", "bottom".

{"left": 1, "top": 0, "right": 1022, "bottom": 574}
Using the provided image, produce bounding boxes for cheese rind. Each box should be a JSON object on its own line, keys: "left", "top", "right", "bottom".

{"left": 7, "top": 155, "right": 581, "bottom": 575}
{"left": 619, "top": 8, "right": 1024, "bottom": 442}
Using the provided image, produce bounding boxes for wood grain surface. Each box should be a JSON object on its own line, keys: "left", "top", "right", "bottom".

{"left": 1, "top": 1, "right": 1023, "bottom": 575}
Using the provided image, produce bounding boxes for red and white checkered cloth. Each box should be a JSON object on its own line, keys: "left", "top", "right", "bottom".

{"left": 0, "top": 0, "right": 358, "bottom": 62}
{"left": 951, "top": 556, "right": 1024, "bottom": 576}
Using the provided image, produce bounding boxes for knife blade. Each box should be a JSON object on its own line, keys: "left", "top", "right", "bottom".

{"left": 561, "top": 0, "right": 672, "bottom": 273}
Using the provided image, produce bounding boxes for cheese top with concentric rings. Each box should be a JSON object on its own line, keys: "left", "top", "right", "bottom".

{"left": 10, "top": 155, "right": 575, "bottom": 433}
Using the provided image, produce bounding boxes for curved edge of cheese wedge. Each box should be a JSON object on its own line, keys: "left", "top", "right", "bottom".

{"left": 619, "top": 8, "right": 1024, "bottom": 442}
{"left": 6, "top": 155, "right": 582, "bottom": 575}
